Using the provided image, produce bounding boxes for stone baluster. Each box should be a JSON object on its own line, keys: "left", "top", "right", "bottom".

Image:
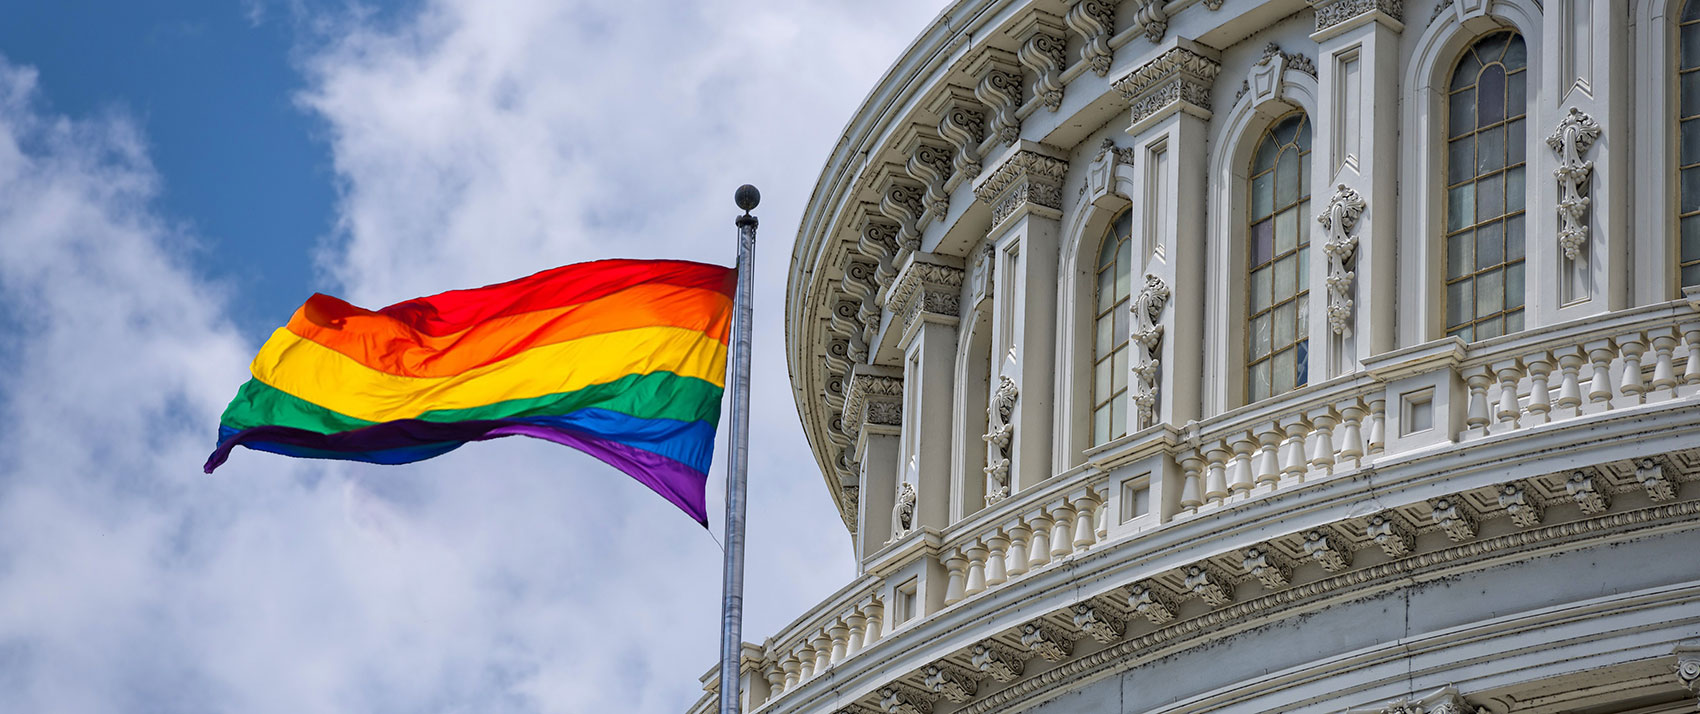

{"left": 1306, "top": 406, "right": 1339, "bottom": 477}
{"left": 811, "top": 633, "right": 831, "bottom": 674}
{"left": 863, "top": 598, "right": 884, "bottom": 645}
{"left": 1228, "top": 434, "right": 1257, "bottom": 496}
{"left": 1553, "top": 347, "right": 1586, "bottom": 412}
{"left": 781, "top": 653, "right": 801, "bottom": 689}
{"left": 796, "top": 644, "right": 815, "bottom": 680}
{"left": 1463, "top": 366, "right": 1493, "bottom": 430}
{"left": 828, "top": 621, "right": 849, "bottom": 664}
{"left": 1027, "top": 511, "right": 1054, "bottom": 569}
{"left": 943, "top": 550, "right": 968, "bottom": 605}
{"left": 1365, "top": 396, "right": 1386, "bottom": 455}
{"left": 1049, "top": 502, "right": 1077, "bottom": 559}
{"left": 1006, "top": 523, "right": 1032, "bottom": 578}
{"left": 1203, "top": 442, "right": 1231, "bottom": 503}
{"left": 1337, "top": 401, "right": 1365, "bottom": 466}
{"left": 1278, "top": 416, "right": 1311, "bottom": 481}
{"left": 1179, "top": 453, "right": 1204, "bottom": 509}
{"left": 984, "top": 532, "right": 1009, "bottom": 587}
{"left": 963, "top": 543, "right": 989, "bottom": 597}
{"left": 1071, "top": 490, "right": 1101, "bottom": 551}
{"left": 1253, "top": 424, "right": 1282, "bottom": 489}
{"left": 764, "top": 660, "right": 786, "bottom": 699}
{"left": 1648, "top": 327, "right": 1680, "bottom": 399}
{"left": 1616, "top": 332, "right": 1647, "bottom": 403}
{"left": 1094, "top": 498, "right": 1109, "bottom": 541}
{"left": 1584, "top": 338, "right": 1617, "bottom": 406}
{"left": 1683, "top": 323, "right": 1700, "bottom": 384}
{"left": 1523, "top": 353, "right": 1553, "bottom": 420}
{"left": 845, "top": 610, "right": 867, "bottom": 655}
{"left": 1492, "top": 358, "right": 1523, "bottom": 427}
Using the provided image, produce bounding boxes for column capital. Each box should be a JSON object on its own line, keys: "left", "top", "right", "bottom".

{"left": 888, "top": 256, "right": 965, "bottom": 344}
{"left": 1308, "top": 0, "right": 1405, "bottom": 42}
{"left": 843, "top": 365, "right": 903, "bottom": 447}
{"left": 972, "top": 142, "right": 1069, "bottom": 232}
{"left": 1111, "top": 38, "right": 1221, "bottom": 135}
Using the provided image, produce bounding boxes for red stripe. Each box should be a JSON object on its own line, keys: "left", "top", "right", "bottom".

{"left": 374, "top": 259, "right": 735, "bottom": 337}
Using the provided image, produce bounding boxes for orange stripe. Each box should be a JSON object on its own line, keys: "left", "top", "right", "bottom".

{"left": 287, "top": 283, "right": 732, "bottom": 378}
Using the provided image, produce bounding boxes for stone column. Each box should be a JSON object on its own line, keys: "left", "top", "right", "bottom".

{"left": 1310, "top": 0, "right": 1402, "bottom": 373}
{"left": 845, "top": 365, "right": 903, "bottom": 563}
{"left": 972, "top": 142, "right": 1067, "bottom": 493}
{"left": 890, "top": 256, "right": 965, "bottom": 531}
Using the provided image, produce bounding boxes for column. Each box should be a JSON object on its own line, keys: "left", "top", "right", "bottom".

{"left": 846, "top": 365, "right": 903, "bottom": 564}
{"left": 891, "top": 256, "right": 965, "bottom": 530}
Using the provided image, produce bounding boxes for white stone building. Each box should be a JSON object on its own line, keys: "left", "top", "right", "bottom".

{"left": 692, "top": 1, "right": 1700, "bottom": 712}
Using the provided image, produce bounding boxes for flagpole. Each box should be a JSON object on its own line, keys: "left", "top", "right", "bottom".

{"left": 719, "top": 184, "right": 759, "bottom": 714}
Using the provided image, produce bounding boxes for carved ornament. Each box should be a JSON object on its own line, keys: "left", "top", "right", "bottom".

{"left": 1318, "top": 184, "right": 1366, "bottom": 336}
{"left": 1546, "top": 107, "right": 1602, "bottom": 261}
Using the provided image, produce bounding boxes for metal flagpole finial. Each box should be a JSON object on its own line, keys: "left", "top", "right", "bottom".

{"left": 734, "top": 184, "right": 761, "bottom": 228}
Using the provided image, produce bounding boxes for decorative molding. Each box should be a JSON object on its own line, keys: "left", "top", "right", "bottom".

{"left": 973, "top": 148, "right": 1068, "bottom": 228}
{"left": 1676, "top": 648, "right": 1700, "bottom": 706}
{"left": 878, "top": 682, "right": 936, "bottom": 714}
{"left": 1131, "top": 275, "right": 1171, "bottom": 430}
{"left": 1085, "top": 138, "right": 1133, "bottom": 203}
{"left": 1637, "top": 457, "right": 1677, "bottom": 502}
{"left": 1127, "top": 581, "right": 1179, "bottom": 624}
{"left": 889, "top": 260, "right": 965, "bottom": 335}
{"left": 843, "top": 368, "right": 903, "bottom": 438}
{"left": 892, "top": 481, "right": 918, "bottom": 540}
{"left": 983, "top": 349, "right": 1019, "bottom": 505}
{"left": 1429, "top": 496, "right": 1478, "bottom": 542}
{"left": 1428, "top": 0, "right": 1454, "bottom": 26}
{"left": 1547, "top": 107, "right": 1602, "bottom": 261}
{"left": 1065, "top": 0, "right": 1116, "bottom": 76}
{"left": 1132, "top": 0, "right": 1169, "bottom": 43}
{"left": 1072, "top": 601, "right": 1127, "bottom": 644}
{"left": 1113, "top": 45, "right": 1220, "bottom": 132}
{"left": 933, "top": 89, "right": 986, "bottom": 181}
{"left": 1260, "top": 42, "right": 1316, "bottom": 79}
{"left": 1346, "top": 686, "right": 1474, "bottom": 714}
{"left": 969, "top": 641, "right": 1024, "bottom": 682}
{"left": 970, "top": 49, "right": 1023, "bottom": 146}
{"left": 905, "top": 138, "right": 955, "bottom": 223}
{"left": 1366, "top": 511, "right": 1414, "bottom": 557}
{"left": 1311, "top": 0, "right": 1404, "bottom": 33}
{"left": 921, "top": 662, "right": 978, "bottom": 703}
{"left": 1013, "top": 13, "right": 1068, "bottom": 112}
{"left": 876, "top": 173, "right": 926, "bottom": 271}
{"left": 969, "top": 242, "right": 995, "bottom": 306}
{"left": 1565, "top": 470, "right": 1611, "bottom": 514}
{"left": 1184, "top": 564, "right": 1234, "bottom": 607}
{"left": 1019, "top": 622, "right": 1075, "bottom": 661}
{"left": 1497, "top": 481, "right": 1546, "bottom": 527}
{"left": 1319, "top": 184, "right": 1366, "bottom": 336}
{"left": 1302, "top": 528, "right": 1353, "bottom": 572}
{"left": 1242, "top": 544, "right": 1294, "bottom": 590}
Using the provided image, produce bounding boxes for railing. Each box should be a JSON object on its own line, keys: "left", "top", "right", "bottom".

{"left": 743, "top": 302, "right": 1700, "bottom": 711}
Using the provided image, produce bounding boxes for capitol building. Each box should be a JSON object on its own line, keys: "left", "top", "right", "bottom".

{"left": 693, "top": 0, "right": 1700, "bottom": 712}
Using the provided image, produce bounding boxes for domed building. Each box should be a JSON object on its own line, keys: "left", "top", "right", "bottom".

{"left": 695, "top": 1, "right": 1700, "bottom": 712}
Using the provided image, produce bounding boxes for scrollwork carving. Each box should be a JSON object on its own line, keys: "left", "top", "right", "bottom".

{"left": 1546, "top": 107, "right": 1601, "bottom": 261}
{"left": 983, "top": 349, "right": 1019, "bottom": 505}
{"left": 1066, "top": 0, "right": 1116, "bottom": 76}
{"left": 1318, "top": 184, "right": 1366, "bottom": 336}
{"left": 1131, "top": 275, "right": 1170, "bottom": 430}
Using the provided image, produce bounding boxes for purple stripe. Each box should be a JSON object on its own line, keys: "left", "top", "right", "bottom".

{"left": 206, "top": 419, "right": 708, "bottom": 525}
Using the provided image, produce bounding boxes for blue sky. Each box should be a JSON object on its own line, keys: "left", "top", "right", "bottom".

{"left": 0, "top": 1, "right": 950, "bottom": 711}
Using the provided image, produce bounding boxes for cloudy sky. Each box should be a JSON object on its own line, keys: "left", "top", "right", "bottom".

{"left": 0, "top": 1, "right": 948, "bottom": 711}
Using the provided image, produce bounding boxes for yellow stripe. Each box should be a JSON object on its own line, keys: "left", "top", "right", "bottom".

{"left": 251, "top": 325, "right": 728, "bottom": 423}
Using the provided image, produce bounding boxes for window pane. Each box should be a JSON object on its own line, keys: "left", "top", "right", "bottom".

{"left": 1506, "top": 309, "right": 1524, "bottom": 333}
{"left": 1272, "top": 348, "right": 1297, "bottom": 394}
{"left": 1449, "top": 88, "right": 1476, "bottom": 136}
{"left": 1299, "top": 150, "right": 1310, "bottom": 198}
{"left": 1295, "top": 341, "right": 1310, "bottom": 387}
{"left": 1478, "top": 172, "right": 1504, "bottom": 221}
{"left": 1297, "top": 116, "right": 1312, "bottom": 149}
{"left": 1506, "top": 262, "right": 1525, "bottom": 309}
{"left": 1113, "top": 210, "right": 1132, "bottom": 239}
{"left": 1276, "top": 148, "right": 1300, "bottom": 207}
{"left": 1095, "top": 356, "right": 1112, "bottom": 401}
{"left": 1274, "top": 254, "right": 1297, "bottom": 298}
{"left": 1477, "top": 220, "right": 1504, "bottom": 270}
{"left": 1097, "top": 267, "right": 1115, "bottom": 312}
{"left": 1449, "top": 137, "right": 1474, "bottom": 185}
{"left": 1113, "top": 302, "right": 1129, "bottom": 345}
{"left": 1684, "top": 23, "right": 1700, "bottom": 68}
{"left": 1448, "top": 183, "right": 1476, "bottom": 232}
{"left": 1254, "top": 135, "right": 1279, "bottom": 173}
{"left": 1448, "top": 230, "right": 1473, "bottom": 279}
{"left": 1478, "top": 65, "right": 1506, "bottom": 127}
{"left": 1273, "top": 116, "right": 1300, "bottom": 146}
{"left": 1685, "top": 167, "right": 1700, "bottom": 210}
{"left": 1251, "top": 219, "right": 1274, "bottom": 265}
{"left": 1507, "top": 70, "right": 1526, "bottom": 119}
{"left": 1274, "top": 300, "right": 1296, "bottom": 347}
{"left": 1447, "top": 278, "right": 1473, "bottom": 327}
{"left": 1449, "top": 324, "right": 1474, "bottom": 342}
{"left": 1250, "top": 362, "right": 1271, "bottom": 402}
{"left": 1252, "top": 171, "right": 1274, "bottom": 219}
{"left": 1683, "top": 214, "right": 1700, "bottom": 262}
{"left": 1686, "top": 1, "right": 1700, "bottom": 23}
{"left": 1507, "top": 119, "right": 1525, "bottom": 165}
{"left": 1116, "top": 238, "right": 1132, "bottom": 300}
{"left": 1684, "top": 263, "right": 1700, "bottom": 288}
{"left": 1111, "top": 395, "right": 1127, "bottom": 439}
{"left": 1506, "top": 166, "right": 1525, "bottom": 213}
{"left": 1477, "top": 125, "right": 1505, "bottom": 174}
{"left": 1506, "top": 214, "right": 1526, "bottom": 259}
{"left": 1093, "top": 405, "right": 1111, "bottom": 444}
{"left": 1477, "top": 315, "right": 1503, "bottom": 341}
{"left": 1098, "top": 232, "right": 1116, "bottom": 267}
{"left": 1096, "top": 313, "right": 1112, "bottom": 355}
{"left": 1112, "top": 347, "right": 1128, "bottom": 394}
{"left": 1477, "top": 267, "right": 1504, "bottom": 315}
{"left": 1504, "top": 35, "right": 1527, "bottom": 69}
{"left": 1297, "top": 245, "right": 1310, "bottom": 289}
{"left": 1251, "top": 265, "right": 1273, "bottom": 311}
{"left": 1477, "top": 32, "right": 1510, "bottom": 63}
{"left": 1685, "top": 119, "right": 1700, "bottom": 168}
{"left": 1275, "top": 208, "right": 1298, "bottom": 254}
{"left": 1451, "top": 52, "right": 1481, "bottom": 90}
{"left": 1684, "top": 72, "right": 1700, "bottom": 117}
{"left": 1296, "top": 293, "right": 1309, "bottom": 339}
{"left": 1251, "top": 312, "right": 1272, "bottom": 357}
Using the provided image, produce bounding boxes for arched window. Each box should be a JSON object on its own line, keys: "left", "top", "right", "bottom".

{"left": 1444, "top": 31, "right": 1527, "bottom": 341}
{"left": 1091, "top": 209, "right": 1133, "bottom": 445}
{"left": 1246, "top": 112, "right": 1311, "bottom": 403}
{"left": 1680, "top": 1, "right": 1700, "bottom": 287}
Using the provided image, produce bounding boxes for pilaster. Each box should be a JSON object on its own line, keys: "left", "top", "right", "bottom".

{"left": 1310, "top": 0, "right": 1403, "bottom": 374}
{"left": 891, "top": 256, "right": 964, "bottom": 531}
{"left": 846, "top": 364, "right": 904, "bottom": 564}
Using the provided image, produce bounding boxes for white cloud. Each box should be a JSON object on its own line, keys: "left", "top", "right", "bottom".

{"left": 0, "top": 0, "right": 948, "bottom": 711}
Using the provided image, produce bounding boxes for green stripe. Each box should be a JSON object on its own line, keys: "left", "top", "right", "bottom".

{"left": 219, "top": 371, "right": 724, "bottom": 434}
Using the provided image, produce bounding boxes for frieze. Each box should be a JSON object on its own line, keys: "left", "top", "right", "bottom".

{"left": 1312, "top": 0, "right": 1404, "bottom": 33}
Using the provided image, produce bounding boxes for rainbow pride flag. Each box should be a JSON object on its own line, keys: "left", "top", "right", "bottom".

{"left": 204, "top": 259, "right": 735, "bottom": 525}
